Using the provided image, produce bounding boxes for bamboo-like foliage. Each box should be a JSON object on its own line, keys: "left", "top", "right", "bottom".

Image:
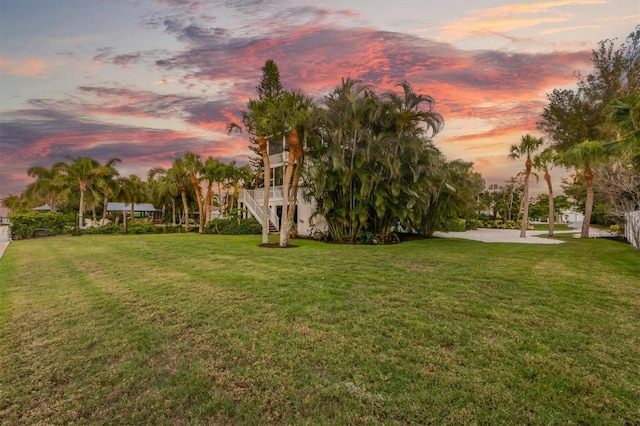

{"left": 305, "top": 79, "right": 470, "bottom": 242}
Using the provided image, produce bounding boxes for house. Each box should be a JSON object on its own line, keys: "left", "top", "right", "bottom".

{"left": 32, "top": 204, "right": 58, "bottom": 212}
{"left": 106, "top": 203, "right": 157, "bottom": 217}
{"left": 0, "top": 217, "right": 10, "bottom": 242}
{"left": 238, "top": 136, "right": 323, "bottom": 236}
{"left": 559, "top": 208, "right": 584, "bottom": 224}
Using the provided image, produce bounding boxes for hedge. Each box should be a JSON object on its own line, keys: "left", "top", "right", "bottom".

{"left": 8, "top": 212, "right": 74, "bottom": 239}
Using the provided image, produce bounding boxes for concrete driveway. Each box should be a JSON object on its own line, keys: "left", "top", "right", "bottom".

{"left": 432, "top": 228, "right": 578, "bottom": 244}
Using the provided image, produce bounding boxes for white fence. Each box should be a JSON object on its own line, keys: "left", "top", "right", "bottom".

{"left": 625, "top": 210, "right": 640, "bottom": 250}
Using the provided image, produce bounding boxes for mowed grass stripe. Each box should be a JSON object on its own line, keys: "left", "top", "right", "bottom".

{"left": 0, "top": 234, "right": 639, "bottom": 424}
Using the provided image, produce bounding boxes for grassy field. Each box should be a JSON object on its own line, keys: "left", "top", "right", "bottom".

{"left": 1, "top": 233, "right": 639, "bottom": 425}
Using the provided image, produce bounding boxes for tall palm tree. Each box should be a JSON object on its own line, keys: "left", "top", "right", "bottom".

{"left": 561, "top": 140, "right": 607, "bottom": 238}
{"left": 183, "top": 152, "right": 205, "bottom": 233}
{"left": 277, "top": 90, "right": 315, "bottom": 247}
{"left": 55, "top": 157, "right": 102, "bottom": 228}
{"left": 148, "top": 167, "right": 179, "bottom": 226}
{"left": 533, "top": 148, "right": 557, "bottom": 236}
{"left": 202, "top": 157, "right": 224, "bottom": 223}
{"left": 167, "top": 157, "right": 192, "bottom": 230}
{"left": 228, "top": 97, "right": 279, "bottom": 244}
{"left": 117, "top": 174, "right": 147, "bottom": 232}
{"left": 95, "top": 158, "right": 122, "bottom": 224}
{"left": 508, "top": 134, "right": 544, "bottom": 237}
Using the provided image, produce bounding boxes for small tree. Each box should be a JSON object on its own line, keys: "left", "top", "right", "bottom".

{"left": 561, "top": 140, "right": 607, "bottom": 238}
{"left": 533, "top": 148, "right": 558, "bottom": 236}
{"left": 508, "top": 135, "right": 543, "bottom": 237}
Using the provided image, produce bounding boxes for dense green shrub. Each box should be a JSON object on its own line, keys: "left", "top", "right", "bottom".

{"left": 204, "top": 218, "right": 261, "bottom": 235}
{"left": 440, "top": 218, "right": 467, "bottom": 232}
{"left": 591, "top": 204, "right": 612, "bottom": 226}
{"left": 81, "top": 222, "right": 195, "bottom": 235}
{"left": 82, "top": 224, "right": 123, "bottom": 235}
{"left": 8, "top": 212, "right": 74, "bottom": 239}
{"left": 466, "top": 219, "right": 483, "bottom": 230}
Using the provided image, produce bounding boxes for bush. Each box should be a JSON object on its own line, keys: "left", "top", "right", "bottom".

{"left": 440, "top": 218, "right": 467, "bottom": 232}
{"left": 466, "top": 219, "right": 483, "bottom": 230}
{"left": 504, "top": 220, "right": 518, "bottom": 230}
{"left": 80, "top": 222, "right": 191, "bottom": 235}
{"left": 204, "top": 218, "right": 261, "bottom": 235}
{"left": 8, "top": 212, "right": 74, "bottom": 239}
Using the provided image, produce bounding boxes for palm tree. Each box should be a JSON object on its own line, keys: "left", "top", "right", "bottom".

{"left": 533, "top": 148, "right": 557, "bottom": 236}
{"left": 148, "top": 167, "right": 180, "bottom": 226}
{"left": 183, "top": 152, "right": 205, "bottom": 233}
{"left": 117, "top": 174, "right": 147, "bottom": 232}
{"left": 55, "top": 157, "right": 102, "bottom": 228}
{"left": 25, "top": 165, "right": 65, "bottom": 211}
{"left": 228, "top": 97, "right": 279, "bottom": 245}
{"left": 202, "top": 157, "right": 224, "bottom": 223}
{"left": 561, "top": 140, "right": 607, "bottom": 238}
{"left": 508, "top": 134, "right": 544, "bottom": 237}
{"left": 167, "top": 157, "right": 192, "bottom": 230}
{"left": 277, "top": 90, "right": 315, "bottom": 247}
{"left": 1, "top": 194, "right": 24, "bottom": 214}
{"left": 95, "top": 158, "right": 122, "bottom": 224}
{"left": 608, "top": 93, "right": 640, "bottom": 169}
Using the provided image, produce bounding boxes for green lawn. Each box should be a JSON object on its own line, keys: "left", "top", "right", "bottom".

{"left": 1, "top": 234, "right": 639, "bottom": 424}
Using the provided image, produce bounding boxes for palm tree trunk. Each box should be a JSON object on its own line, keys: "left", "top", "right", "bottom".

{"left": 280, "top": 155, "right": 295, "bottom": 247}
{"left": 257, "top": 136, "right": 271, "bottom": 245}
{"left": 190, "top": 175, "right": 205, "bottom": 233}
{"left": 79, "top": 187, "right": 85, "bottom": 229}
{"left": 520, "top": 173, "right": 530, "bottom": 238}
{"left": 582, "top": 168, "right": 594, "bottom": 238}
{"left": 545, "top": 172, "right": 554, "bottom": 237}
{"left": 102, "top": 194, "right": 109, "bottom": 222}
{"left": 180, "top": 187, "right": 189, "bottom": 231}
{"left": 205, "top": 183, "right": 213, "bottom": 222}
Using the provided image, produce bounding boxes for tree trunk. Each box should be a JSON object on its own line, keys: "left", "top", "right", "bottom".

{"left": 205, "top": 182, "right": 213, "bottom": 222}
{"left": 257, "top": 136, "right": 271, "bottom": 245}
{"left": 520, "top": 170, "right": 530, "bottom": 238}
{"left": 280, "top": 131, "right": 301, "bottom": 247}
{"left": 171, "top": 199, "right": 176, "bottom": 226}
{"left": 191, "top": 175, "right": 205, "bottom": 233}
{"left": 102, "top": 194, "right": 109, "bottom": 222}
{"left": 180, "top": 186, "right": 189, "bottom": 231}
{"left": 78, "top": 187, "right": 85, "bottom": 229}
{"left": 582, "top": 167, "right": 594, "bottom": 238}
{"left": 545, "top": 171, "right": 554, "bottom": 237}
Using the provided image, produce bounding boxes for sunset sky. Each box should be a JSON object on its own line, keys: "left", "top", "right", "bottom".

{"left": 1, "top": 0, "right": 638, "bottom": 215}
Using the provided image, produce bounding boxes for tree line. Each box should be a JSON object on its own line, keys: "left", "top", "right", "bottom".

{"left": 524, "top": 25, "right": 640, "bottom": 240}
{"left": 2, "top": 154, "right": 252, "bottom": 233}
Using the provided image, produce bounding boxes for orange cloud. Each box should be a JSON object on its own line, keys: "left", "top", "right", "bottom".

{"left": 440, "top": 0, "right": 609, "bottom": 39}
{"left": 0, "top": 58, "right": 48, "bottom": 77}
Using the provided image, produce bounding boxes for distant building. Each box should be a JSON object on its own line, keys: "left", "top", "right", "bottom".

{"left": 559, "top": 208, "right": 584, "bottom": 224}
{"left": 0, "top": 217, "right": 10, "bottom": 242}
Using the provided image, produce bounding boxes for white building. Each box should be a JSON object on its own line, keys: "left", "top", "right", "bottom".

{"left": 238, "top": 137, "right": 324, "bottom": 236}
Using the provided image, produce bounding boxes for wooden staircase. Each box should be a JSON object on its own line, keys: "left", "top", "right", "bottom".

{"left": 268, "top": 220, "right": 279, "bottom": 234}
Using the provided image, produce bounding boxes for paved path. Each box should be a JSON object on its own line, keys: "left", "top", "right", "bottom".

{"left": 0, "top": 241, "right": 9, "bottom": 260}
{"left": 432, "top": 228, "right": 572, "bottom": 244}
